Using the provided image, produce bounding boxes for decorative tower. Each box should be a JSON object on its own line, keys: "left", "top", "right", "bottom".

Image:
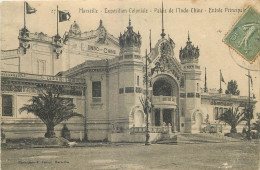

{"left": 179, "top": 32, "right": 202, "bottom": 133}
{"left": 117, "top": 17, "right": 144, "bottom": 130}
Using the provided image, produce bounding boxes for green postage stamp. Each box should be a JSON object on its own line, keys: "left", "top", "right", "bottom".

{"left": 224, "top": 7, "right": 260, "bottom": 63}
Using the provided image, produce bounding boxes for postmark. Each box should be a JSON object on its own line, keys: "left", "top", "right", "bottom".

{"left": 223, "top": 7, "right": 260, "bottom": 63}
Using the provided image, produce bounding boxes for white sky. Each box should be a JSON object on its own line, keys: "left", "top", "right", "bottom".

{"left": 1, "top": 0, "right": 260, "bottom": 112}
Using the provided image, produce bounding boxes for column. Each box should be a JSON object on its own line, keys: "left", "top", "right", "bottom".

{"left": 160, "top": 108, "right": 163, "bottom": 126}
{"left": 173, "top": 109, "right": 177, "bottom": 132}
{"left": 152, "top": 109, "right": 155, "bottom": 126}
{"left": 172, "top": 109, "right": 175, "bottom": 131}
{"left": 175, "top": 109, "right": 178, "bottom": 132}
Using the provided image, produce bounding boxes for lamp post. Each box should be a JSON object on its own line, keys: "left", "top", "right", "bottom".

{"left": 145, "top": 49, "right": 151, "bottom": 145}
{"left": 246, "top": 70, "right": 252, "bottom": 140}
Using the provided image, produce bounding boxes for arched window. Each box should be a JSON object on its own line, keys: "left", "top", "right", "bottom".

{"left": 153, "top": 79, "right": 172, "bottom": 96}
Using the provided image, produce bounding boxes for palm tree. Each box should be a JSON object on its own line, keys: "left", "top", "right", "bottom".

{"left": 219, "top": 107, "right": 246, "bottom": 133}
{"left": 19, "top": 86, "right": 83, "bottom": 138}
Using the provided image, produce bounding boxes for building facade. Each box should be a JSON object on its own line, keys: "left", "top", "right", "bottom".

{"left": 1, "top": 18, "right": 257, "bottom": 142}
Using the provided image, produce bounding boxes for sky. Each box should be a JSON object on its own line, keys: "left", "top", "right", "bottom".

{"left": 1, "top": 0, "right": 260, "bottom": 112}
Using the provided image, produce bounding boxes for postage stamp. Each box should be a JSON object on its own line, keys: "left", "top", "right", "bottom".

{"left": 224, "top": 7, "right": 260, "bottom": 63}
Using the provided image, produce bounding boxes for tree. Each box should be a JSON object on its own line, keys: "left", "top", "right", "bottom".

{"left": 252, "top": 113, "right": 260, "bottom": 133}
{"left": 225, "top": 80, "right": 240, "bottom": 95}
{"left": 219, "top": 107, "right": 246, "bottom": 133}
{"left": 19, "top": 86, "right": 83, "bottom": 138}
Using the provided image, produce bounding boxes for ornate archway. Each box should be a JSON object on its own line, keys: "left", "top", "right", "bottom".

{"left": 130, "top": 106, "right": 145, "bottom": 127}
{"left": 191, "top": 109, "right": 204, "bottom": 133}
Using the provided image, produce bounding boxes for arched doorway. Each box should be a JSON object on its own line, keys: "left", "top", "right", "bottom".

{"left": 192, "top": 111, "right": 203, "bottom": 133}
{"left": 134, "top": 110, "right": 144, "bottom": 127}
{"left": 151, "top": 74, "right": 179, "bottom": 129}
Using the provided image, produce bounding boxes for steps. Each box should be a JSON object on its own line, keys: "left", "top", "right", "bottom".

{"left": 177, "top": 133, "right": 240, "bottom": 144}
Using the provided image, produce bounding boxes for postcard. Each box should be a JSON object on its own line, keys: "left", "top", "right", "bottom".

{"left": 1, "top": 0, "right": 260, "bottom": 169}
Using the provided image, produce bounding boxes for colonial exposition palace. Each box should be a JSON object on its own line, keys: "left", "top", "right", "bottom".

{"left": 1, "top": 17, "right": 257, "bottom": 142}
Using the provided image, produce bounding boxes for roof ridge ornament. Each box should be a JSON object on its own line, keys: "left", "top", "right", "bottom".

{"left": 127, "top": 15, "right": 133, "bottom": 30}
{"left": 179, "top": 32, "right": 200, "bottom": 64}
{"left": 119, "top": 17, "right": 142, "bottom": 51}
{"left": 69, "top": 21, "right": 81, "bottom": 35}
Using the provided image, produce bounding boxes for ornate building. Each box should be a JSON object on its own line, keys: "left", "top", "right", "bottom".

{"left": 1, "top": 16, "right": 257, "bottom": 142}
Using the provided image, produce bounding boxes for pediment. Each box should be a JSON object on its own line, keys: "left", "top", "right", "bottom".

{"left": 148, "top": 38, "right": 182, "bottom": 80}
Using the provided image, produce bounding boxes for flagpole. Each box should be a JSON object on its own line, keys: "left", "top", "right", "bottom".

{"left": 219, "top": 70, "right": 221, "bottom": 93}
{"left": 145, "top": 49, "right": 151, "bottom": 146}
{"left": 24, "top": 1, "right": 26, "bottom": 28}
{"left": 57, "top": 5, "right": 59, "bottom": 36}
{"left": 149, "top": 29, "right": 152, "bottom": 53}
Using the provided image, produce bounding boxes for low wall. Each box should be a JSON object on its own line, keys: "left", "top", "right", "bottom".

{"left": 111, "top": 132, "right": 175, "bottom": 143}
{"left": 2, "top": 118, "right": 84, "bottom": 140}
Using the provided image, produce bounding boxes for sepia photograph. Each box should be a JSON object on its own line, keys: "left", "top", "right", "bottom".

{"left": 1, "top": 0, "right": 260, "bottom": 169}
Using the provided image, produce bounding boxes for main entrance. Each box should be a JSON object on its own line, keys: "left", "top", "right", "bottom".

{"left": 163, "top": 109, "right": 172, "bottom": 125}
{"left": 151, "top": 74, "right": 179, "bottom": 131}
{"left": 153, "top": 108, "right": 174, "bottom": 126}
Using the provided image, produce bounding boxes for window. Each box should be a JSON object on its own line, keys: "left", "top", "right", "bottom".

{"left": 119, "top": 88, "right": 124, "bottom": 94}
{"left": 187, "top": 93, "right": 194, "bottom": 98}
{"left": 197, "top": 83, "right": 199, "bottom": 92}
{"left": 214, "top": 107, "right": 218, "bottom": 120}
{"left": 180, "top": 93, "right": 186, "bottom": 98}
{"left": 2, "top": 95, "right": 13, "bottom": 116}
{"left": 219, "top": 108, "right": 223, "bottom": 116}
{"left": 137, "top": 76, "right": 140, "bottom": 86}
{"left": 92, "top": 81, "right": 101, "bottom": 97}
{"left": 38, "top": 60, "right": 46, "bottom": 75}
{"left": 125, "top": 87, "right": 134, "bottom": 93}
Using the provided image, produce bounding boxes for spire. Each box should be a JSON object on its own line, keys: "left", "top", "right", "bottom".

{"left": 188, "top": 31, "right": 190, "bottom": 41}
{"left": 161, "top": 1, "right": 166, "bottom": 38}
{"left": 127, "top": 14, "right": 133, "bottom": 30}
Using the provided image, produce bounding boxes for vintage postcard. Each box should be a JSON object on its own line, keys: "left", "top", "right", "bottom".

{"left": 1, "top": 0, "right": 260, "bottom": 169}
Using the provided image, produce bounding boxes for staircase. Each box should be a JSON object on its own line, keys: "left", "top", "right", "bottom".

{"left": 176, "top": 133, "right": 240, "bottom": 144}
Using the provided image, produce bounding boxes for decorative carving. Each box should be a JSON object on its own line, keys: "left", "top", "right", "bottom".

{"left": 20, "top": 27, "right": 30, "bottom": 38}
{"left": 97, "top": 20, "right": 107, "bottom": 44}
{"left": 22, "top": 42, "right": 30, "bottom": 49}
{"left": 55, "top": 47, "right": 62, "bottom": 54}
{"left": 179, "top": 32, "right": 199, "bottom": 64}
{"left": 69, "top": 21, "right": 81, "bottom": 35}
{"left": 19, "top": 27, "right": 31, "bottom": 54}
{"left": 38, "top": 32, "right": 48, "bottom": 40}
{"left": 119, "top": 17, "right": 142, "bottom": 50}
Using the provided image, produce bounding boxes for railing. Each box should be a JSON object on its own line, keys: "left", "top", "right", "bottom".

{"left": 202, "top": 123, "right": 222, "bottom": 133}
{"left": 152, "top": 96, "right": 177, "bottom": 105}
{"left": 130, "top": 126, "right": 172, "bottom": 134}
{"left": 202, "top": 93, "right": 254, "bottom": 100}
{"left": 1, "top": 71, "right": 85, "bottom": 84}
